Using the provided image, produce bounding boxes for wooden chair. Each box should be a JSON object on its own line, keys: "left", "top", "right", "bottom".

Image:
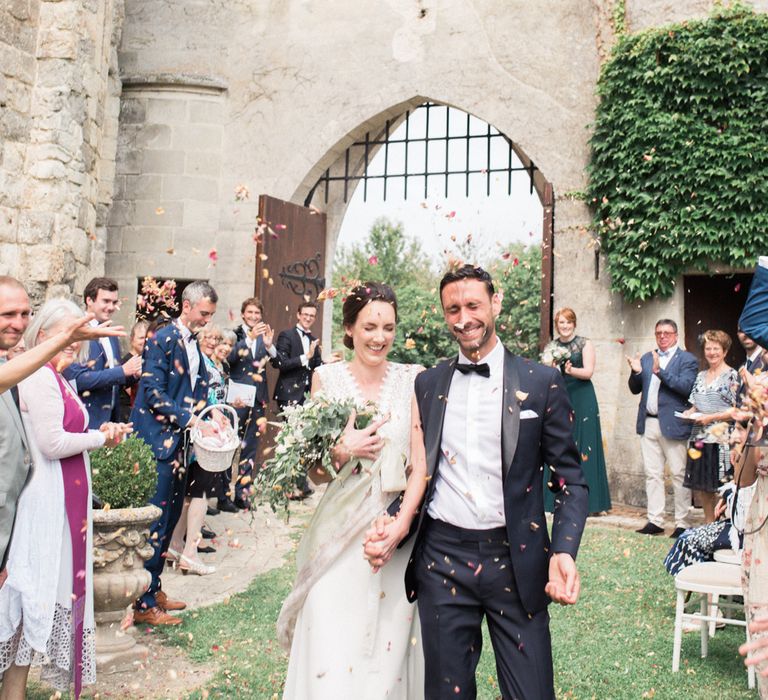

{"left": 672, "top": 561, "right": 755, "bottom": 689}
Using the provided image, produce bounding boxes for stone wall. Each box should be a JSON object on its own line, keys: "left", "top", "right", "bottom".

{"left": 0, "top": 0, "right": 124, "bottom": 303}
{"left": 2, "top": 0, "right": 767, "bottom": 509}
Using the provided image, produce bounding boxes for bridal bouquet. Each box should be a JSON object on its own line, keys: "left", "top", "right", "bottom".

{"left": 256, "top": 395, "right": 378, "bottom": 513}
{"left": 540, "top": 341, "right": 571, "bottom": 370}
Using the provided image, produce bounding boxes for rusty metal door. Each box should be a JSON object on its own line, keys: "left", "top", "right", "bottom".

{"left": 539, "top": 182, "right": 554, "bottom": 349}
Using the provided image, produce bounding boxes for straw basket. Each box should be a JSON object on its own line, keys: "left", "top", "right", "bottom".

{"left": 191, "top": 404, "right": 239, "bottom": 473}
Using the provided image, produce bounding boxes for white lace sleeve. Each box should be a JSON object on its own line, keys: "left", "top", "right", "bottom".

{"left": 19, "top": 368, "right": 106, "bottom": 460}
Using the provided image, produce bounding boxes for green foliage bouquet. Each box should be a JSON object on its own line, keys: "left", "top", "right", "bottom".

{"left": 257, "top": 395, "right": 378, "bottom": 513}
{"left": 90, "top": 435, "right": 157, "bottom": 509}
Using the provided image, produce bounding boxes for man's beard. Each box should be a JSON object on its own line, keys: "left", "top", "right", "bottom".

{"left": 452, "top": 323, "right": 492, "bottom": 353}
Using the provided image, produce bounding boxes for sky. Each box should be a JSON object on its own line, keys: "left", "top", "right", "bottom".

{"left": 335, "top": 104, "right": 543, "bottom": 267}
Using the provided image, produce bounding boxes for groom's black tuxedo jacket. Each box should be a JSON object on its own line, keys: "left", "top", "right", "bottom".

{"left": 404, "top": 347, "right": 589, "bottom": 615}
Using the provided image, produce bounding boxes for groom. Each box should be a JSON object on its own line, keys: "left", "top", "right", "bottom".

{"left": 366, "top": 265, "right": 588, "bottom": 699}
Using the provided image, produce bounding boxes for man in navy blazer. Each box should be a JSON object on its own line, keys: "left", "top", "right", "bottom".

{"left": 227, "top": 297, "right": 274, "bottom": 508}
{"left": 64, "top": 278, "right": 141, "bottom": 428}
{"left": 740, "top": 257, "right": 768, "bottom": 351}
{"left": 131, "top": 281, "right": 223, "bottom": 625}
{"left": 627, "top": 319, "right": 698, "bottom": 537}
{"left": 366, "top": 265, "right": 588, "bottom": 699}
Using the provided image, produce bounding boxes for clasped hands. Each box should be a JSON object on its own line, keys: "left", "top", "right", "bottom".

{"left": 363, "top": 513, "right": 408, "bottom": 573}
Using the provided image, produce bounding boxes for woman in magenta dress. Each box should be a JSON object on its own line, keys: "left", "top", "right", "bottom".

{"left": 0, "top": 299, "right": 129, "bottom": 699}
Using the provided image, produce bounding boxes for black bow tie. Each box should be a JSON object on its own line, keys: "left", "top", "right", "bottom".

{"left": 455, "top": 362, "right": 490, "bottom": 378}
{"left": 298, "top": 328, "right": 311, "bottom": 338}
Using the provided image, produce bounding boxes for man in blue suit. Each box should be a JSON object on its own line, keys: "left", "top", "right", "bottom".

{"left": 131, "top": 281, "right": 224, "bottom": 625}
{"left": 627, "top": 319, "right": 698, "bottom": 537}
{"left": 227, "top": 297, "right": 274, "bottom": 509}
{"left": 64, "top": 277, "right": 141, "bottom": 428}
{"left": 740, "top": 257, "right": 768, "bottom": 351}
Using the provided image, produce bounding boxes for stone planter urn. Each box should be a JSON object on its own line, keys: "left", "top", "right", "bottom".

{"left": 92, "top": 504, "right": 161, "bottom": 673}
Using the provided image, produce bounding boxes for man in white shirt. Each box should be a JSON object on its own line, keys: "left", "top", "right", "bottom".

{"left": 367, "top": 265, "right": 588, "bottom": 699}
{"left": 64, "top": 277, "right": 141, "bottom": 428}
{"left": 627, "top": 319, "right": 698, "bottom": 537}
{"left": 228, "top": 297, "right": 275, "bottom": 509}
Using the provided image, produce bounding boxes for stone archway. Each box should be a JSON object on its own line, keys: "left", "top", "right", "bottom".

{"left": 276, "top": 98, "right": 555, "bottom": 347}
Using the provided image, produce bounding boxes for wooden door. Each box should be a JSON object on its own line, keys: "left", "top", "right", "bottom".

{"left": 539, "top": 182, "right": 554, "bottom": 349}
{"left": 683, "top": 273, "right": 753, "bottom": 368}
{"left": 255, "top": 195, "right": 327, "bottom": 441}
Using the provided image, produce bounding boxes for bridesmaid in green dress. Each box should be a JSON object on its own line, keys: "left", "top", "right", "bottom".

{"left": 543, "top": 308, "right": 612, "bottom": 514}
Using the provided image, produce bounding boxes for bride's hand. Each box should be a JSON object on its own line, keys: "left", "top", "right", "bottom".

{"left": 364, "top": 518, "right": 407, "bottom": 573}
{"left": 334, "top": 410, "right": 389, "bottom": 464}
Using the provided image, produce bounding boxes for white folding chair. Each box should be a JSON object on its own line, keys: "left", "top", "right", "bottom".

{"left": 672, "top": 561, "right": 755, "bottom": 689}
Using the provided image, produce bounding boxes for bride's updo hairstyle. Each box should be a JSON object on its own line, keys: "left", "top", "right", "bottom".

{"left": 342, "top": 282, "right": 398, "bottom": 349}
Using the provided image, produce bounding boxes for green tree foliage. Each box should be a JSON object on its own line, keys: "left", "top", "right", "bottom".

{"left": 491, "top": 244, "right": 542, "bottom": 359}
{"left": 331, "top": 217, "right": 542, "bottom": 365}
{"left": 587, "top": 4, "right": 768, "bottom": 300}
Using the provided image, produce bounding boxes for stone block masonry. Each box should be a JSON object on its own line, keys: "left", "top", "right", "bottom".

{"left": 0, "top": 0, "right": 124, "bottom": 303}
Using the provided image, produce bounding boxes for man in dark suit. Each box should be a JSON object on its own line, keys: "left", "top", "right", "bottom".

{"left": 131, "top": 281, "right": 224, "bottom": 625}
{"left": 737, "top": 326, "right": 765, "bottom": 402}
{"left": 271, "top": 300, "right": 322, "bottom": 409}
{"left": 228, "top": 297, "right": 274, "bottom": 509}
{"left": 627, "top": 319, "right": 698, "bottom": 538}
{"left": 270, "top": 301, "right": 322, "bottom": 499}
{"left": 366, "top": 265, "right": 588, "bottom": 699}
{"left": 64, "top": 277, "right": 141, "bottom": 428}
{"left": 739, "top": 257, "right": 768, "bottom": 350}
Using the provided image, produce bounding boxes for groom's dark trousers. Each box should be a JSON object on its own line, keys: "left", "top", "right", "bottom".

{"left": 404, "top": 349, "right": 589, "bottom": 699}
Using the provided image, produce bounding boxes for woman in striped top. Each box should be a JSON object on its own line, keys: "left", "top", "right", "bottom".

{"left": 682, "top": 329, "right": 739, "bottom": 522}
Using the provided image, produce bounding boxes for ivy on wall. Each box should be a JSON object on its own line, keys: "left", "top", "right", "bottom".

{"left": 587, "top": 3, "right": 768, "bottom": 301}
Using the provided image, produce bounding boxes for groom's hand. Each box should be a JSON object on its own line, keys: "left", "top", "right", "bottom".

{"left": 545, "top": 552, "right": 580, "bottom": 605}
{"left": 363, "top": 515, "right": 402, "bottom": 573}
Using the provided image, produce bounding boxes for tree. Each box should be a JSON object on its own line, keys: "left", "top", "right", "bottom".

{"left": 329, "top": 216, "right": 542, "bottom": 365}
{"left": 333, "top": 217, "right": 432, "bottom": 289}
{"left": 491, "top": 244, "right": 542, "bottom": 359}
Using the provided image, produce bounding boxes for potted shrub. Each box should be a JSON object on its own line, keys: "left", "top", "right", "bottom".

{"left": 90, "top": 435, "right": 160, "bottom": 673}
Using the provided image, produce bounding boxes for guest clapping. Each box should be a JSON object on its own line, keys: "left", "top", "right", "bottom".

{"left": 682, "top": 330, "right": 739, "bottom": 523}
{"left": 0, "top": 299, "right": 131, "bottom": 699}
{"left": 64, "top": 278, "right": 141, "bottom": 429}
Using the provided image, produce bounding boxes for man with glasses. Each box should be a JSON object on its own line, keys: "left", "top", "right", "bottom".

{"left": 271, "top": 301, "right": 322, "bottom": 499}
{"left": 627, "top": 319, "right": 698, "bottom": 537}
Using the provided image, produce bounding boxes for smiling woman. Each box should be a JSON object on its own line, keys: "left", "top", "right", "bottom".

{"left": 0, "top": 298, "right": 131, "bottom": 700}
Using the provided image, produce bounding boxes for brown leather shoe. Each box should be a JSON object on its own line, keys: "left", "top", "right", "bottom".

{"left": 133, "top": 606, "right": 182, "bottom": 626}
{"left": 155, "top": 590, "right": 187, "bottom": 612}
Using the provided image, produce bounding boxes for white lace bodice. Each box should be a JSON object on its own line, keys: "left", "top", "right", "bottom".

{"left": 314, "top": 361, "right": 422, "bottom": 463}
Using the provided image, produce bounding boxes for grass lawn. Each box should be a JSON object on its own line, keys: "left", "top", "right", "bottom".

{"left": 29, "top": 525, "right": 756, "bottom": 698}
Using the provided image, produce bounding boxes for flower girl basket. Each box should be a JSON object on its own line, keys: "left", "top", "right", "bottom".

{"left": 191, "top": 404, "right": 240, "bottom": 472}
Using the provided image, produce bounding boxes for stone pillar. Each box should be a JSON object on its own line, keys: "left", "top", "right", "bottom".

{"left": 0, "top": 0, "right": 124, "bottom": 302}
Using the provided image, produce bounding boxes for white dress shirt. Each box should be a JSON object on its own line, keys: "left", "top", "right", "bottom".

{"left": 241, "top": 323, "right": 277, "bottom": 359}
{"left": 427, "top": 339, "right": 506, "bottom": 529}
{"left": 90, "top": 319, "right": 116, "bottom": 369}
{"left": 176, "top": 320, "right": 200, "bottom": 390}
{"left": 296, "top": 324, "right": 310, "bottom": 366}
{"left": 645, "top": 344, "right": 678, "bottom": 415}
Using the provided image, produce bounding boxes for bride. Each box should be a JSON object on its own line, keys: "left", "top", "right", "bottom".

{"left": 278, "top": 282, "right": 426, "bottom": 699}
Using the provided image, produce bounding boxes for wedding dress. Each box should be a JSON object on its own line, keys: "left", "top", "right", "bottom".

{"left": 279, "top": 361, "right": 424, "bottom": 699}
